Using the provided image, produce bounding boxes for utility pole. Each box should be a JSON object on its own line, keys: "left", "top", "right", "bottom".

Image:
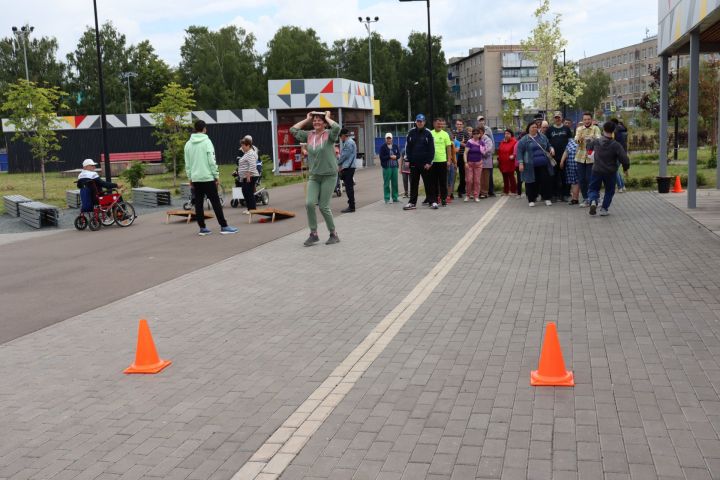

{"left": 358, "top": 16, "right": 380, "bottom": 86}
{"left": 11, "top": 25, "right": 33, "bottom": 82}
{"left": 121, "top": 71, "right": 138, "bottom": 114}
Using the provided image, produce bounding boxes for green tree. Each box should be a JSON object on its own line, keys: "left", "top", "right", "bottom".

{"left": 521, "top": 0, "right": 567, "bottom": 113}
{"left": 501, "top": 89, "right": 521, "bottom": 130}
{"left": 125, "top": 41, "right": 174, "bottom": 113}
{"left": 575, "top": 69, "right": 611, "bottom": 114}
{"left": 2, "top": 80, "right": 68, "bottom": 198}
{"left": 179, "top": 26, "right": 264, "bottom": 110}
{"left": 265, "top": 26, "right": 333, "bottom": 79}
{"left": 0, "top": 30, "right": 66, "bottom": 104}
{"left": 65, "top": 22, "right": 129, "bottom": 114}
{"left": 404, "top": 32, "right": 449, "bottom": 119}
{"left": 148, "top": 82, "right": 196, "bottom": 187}
{"left": 554, "top": 60, "right": 585, "bottom": 116}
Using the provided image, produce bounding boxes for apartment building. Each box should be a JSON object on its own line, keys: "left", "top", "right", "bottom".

{"left": 448, "top": 45, "right": 539, "bottom": 125}
{"left": 578, "top": 35, "right": 661, "bottom": 113}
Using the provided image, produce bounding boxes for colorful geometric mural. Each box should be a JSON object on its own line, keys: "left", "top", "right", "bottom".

{"left": 1, "top": 109, "right": 270, "bottom": 133}
{"left": 268, "top": 78, "right": 374, "bottom": 111}
{"left": 659, "top": 0, "right": 720, "bottom": 53}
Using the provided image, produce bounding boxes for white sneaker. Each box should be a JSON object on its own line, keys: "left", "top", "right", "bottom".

{"left": 599, "top": 208, "right": 609, "bottom": 216}
{"left": 463, "top": 197, "right": 469, "bottom": 202}
{"left": 431, "top": 202, "right": 439, "bottom": 209}
{"left": 545, "top": 200, "right": 552, "bottom": 206}
{"left": 474, "top": 197, "right": 480, "bottom": 202}
{"left": 529, "top": 202, "right": 535, "bottom": 207}
{"left": 580, "top": 201, "right": 589, "bottom": 208}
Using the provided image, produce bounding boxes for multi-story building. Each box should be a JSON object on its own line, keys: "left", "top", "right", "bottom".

{"left": 448, "top": 45, "right": 539, "bottom": 126}
{"left": 578, "top": 35, "right": 661, "bottom": 113}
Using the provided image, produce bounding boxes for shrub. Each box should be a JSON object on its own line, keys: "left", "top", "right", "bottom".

{"left": 639, "top": 176, "right": 655, "bottom": 188}
{"left": 698, "top": 172, "right": 707, "bottom": 186}
{"left": 707, "top": 156, "right": 717, "bottom": 169}
{"left": 121, "top": 161, "right": 147, "bottom": 188}
{"left": 625, "top": 177, "right": 639, "bottom": 188}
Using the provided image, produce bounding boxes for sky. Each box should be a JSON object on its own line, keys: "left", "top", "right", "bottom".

{"left": 2, "top": 0, "right": 660, "bottom": 67}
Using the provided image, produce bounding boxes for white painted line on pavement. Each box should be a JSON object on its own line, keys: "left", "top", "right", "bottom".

{"left": 231, "top": 197, "right": 508, "bottom": 480}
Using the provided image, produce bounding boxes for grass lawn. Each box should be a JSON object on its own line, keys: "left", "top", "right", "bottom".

{"left": 0, "top": 162, "right": 305, "bottom": 215}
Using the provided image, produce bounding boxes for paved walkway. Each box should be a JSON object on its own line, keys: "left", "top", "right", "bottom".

{"left": 661, "top": 189, "right": 720, "bottom": 238}
{"left": 2, "top": 192, "right": 720, "bottom": 480}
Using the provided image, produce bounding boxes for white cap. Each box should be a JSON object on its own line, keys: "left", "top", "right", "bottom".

{"left": 82, "top": 159, "right": 98, "bottom": 167}
{"left": 385, "top": 132, "right": 393, "bottom": 139}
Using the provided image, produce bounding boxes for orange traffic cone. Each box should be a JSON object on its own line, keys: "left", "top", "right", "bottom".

{"left": 124, "top": 319, "right": 172, "bottom": 374}
{"left": 531, "top": 322, "right": 574, "bottom": 386}
{"left": 672, "top": 175, "right": 683, "bottom": 193}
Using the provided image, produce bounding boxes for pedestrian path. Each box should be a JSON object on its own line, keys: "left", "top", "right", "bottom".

{"left": 1, "top": 192, "right": 720, "bottom": 480}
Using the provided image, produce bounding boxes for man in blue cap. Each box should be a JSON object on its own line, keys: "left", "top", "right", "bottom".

{"left": 403, "top": 114, "right": 435, "bottom": 210}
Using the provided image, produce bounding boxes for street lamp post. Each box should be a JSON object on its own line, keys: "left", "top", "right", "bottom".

{"left": 358, "top": 16, "right": 379, "bottom": 87}
{"left": 407, "top": 81, "right": 419, "bottom": 124}
{"left": 93, "top": 0, "right": 112, "bottom": 183}
{"left": 11, "top": 25, "right": 33, "bottom": 82}
{"left": 561, "top": 48, "right": 567, "bottom": 119}
{"left": 121, "top": 71, "right": 137, "bottom": 114}
{"left": 399, "top": 0, "right": 433, "bottom": 121}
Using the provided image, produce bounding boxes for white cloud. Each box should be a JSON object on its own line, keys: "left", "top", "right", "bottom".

{"left": 2, "top": 0, "right": 658, "bottom": 67}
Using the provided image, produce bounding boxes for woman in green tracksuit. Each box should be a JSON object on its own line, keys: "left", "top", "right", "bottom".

{"left": 290, "top": 111, "right": 342, "bottom": 246}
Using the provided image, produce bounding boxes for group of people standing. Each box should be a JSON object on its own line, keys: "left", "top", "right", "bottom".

{"left": 377, "top": 111, "right": 629, "bottom": 217}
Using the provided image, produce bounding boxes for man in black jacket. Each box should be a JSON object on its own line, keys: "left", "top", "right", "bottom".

{"left": 587, "top": 122, "right": 630, "bottom": 216}
{"left": 403, "top": 114, "right": 435, "bottom": 210}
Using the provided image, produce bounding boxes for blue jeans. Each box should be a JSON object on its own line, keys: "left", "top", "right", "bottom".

{"left": 447, "top": 164, "right": 456, "bottom": 196}
{"left": 588, "top": 172, "right": 617, "bottom": 210}
{"left": 616, "top": 170, "right": 625, "bottom": 189}
{"left": 576, "top": 163, "right": 592, "bottom": 200}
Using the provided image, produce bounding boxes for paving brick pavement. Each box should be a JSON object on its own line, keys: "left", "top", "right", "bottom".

{"left": 1, "top": 192, "right": 720, "bottom": 480}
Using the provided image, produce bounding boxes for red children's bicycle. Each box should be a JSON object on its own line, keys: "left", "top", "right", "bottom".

{"left": 74, "top": 189, "right": 136, "bottom": 231}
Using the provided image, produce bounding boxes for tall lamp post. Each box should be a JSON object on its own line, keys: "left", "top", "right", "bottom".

{"left": 399, "top": 0, "right": 433, "bottom": 121}
{"left": 121, "top": 71, "right": 137, "bottom": 114}
{"left": 358, "top": 16, "right": 379, "bottom": 87}
{"left": 93, "top": 0, "right": 112, "bottom": 183}
{"left": 407, "top": 81, "right": 419, "bottom": 124}
{"left": 11, "top": 25, "right": 33, "bottom": 82}
{"left": 561, "top": 48, "right": 567, "bottom": 119}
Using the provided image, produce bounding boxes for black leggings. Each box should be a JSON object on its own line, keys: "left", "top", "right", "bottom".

{"left": 526, "top": 166, "right": 553, "bottom": 203}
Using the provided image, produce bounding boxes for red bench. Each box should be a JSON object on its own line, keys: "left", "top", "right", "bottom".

{"left": 100, "top": 151, "right": 162, "bottom": 163}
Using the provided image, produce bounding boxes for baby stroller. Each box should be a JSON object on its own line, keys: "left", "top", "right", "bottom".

{"left": 334, "top": 174, "right": 343, "bottom": 197}
{"left": 230, "top": 160, "right": 269, "bottom": 208}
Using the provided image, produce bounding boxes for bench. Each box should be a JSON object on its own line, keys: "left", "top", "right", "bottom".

{"left": 100, "top": 151, "right": 162, "bottom": 163}
{"left": 18, "top": 202, "right": 59, "bottom": 228}
{"left": 66, "top": 189, "right": 81, "bottom": 208}
{"left": 132, "top": 187, "right": 171, "bottom": 207}
{"left": 3, "top": 195, "right": 33, "bottom": 217}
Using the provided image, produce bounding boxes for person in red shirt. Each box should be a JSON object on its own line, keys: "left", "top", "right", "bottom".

{"left": 497, "top": 129, "right": 518, "bottom": 196}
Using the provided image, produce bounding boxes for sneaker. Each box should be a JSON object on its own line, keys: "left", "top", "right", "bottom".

{"left": 431, "top": 202, "right": 439, "bottom": 209}
{"left": 242, "top": 210, "right": 250, "bottom": 215}
{"left": 341, "top": 207, "right": 355, "bottom": 213}
{"left": 402, "top": 193, "right": 409, "bottom": 198}
{"left": 589, "top": 201, "right": 597, "bottom": 215}
{"left": 569, "top": 199, "right": 579, "bottom": 205}
{"left": 198, "top": 228, "right": 211, "bottom": 236}
{"left": 326, "top": 233, "right": 341, "bottom": 245}
{"left": 580, "top": 201, "right": 589, "bottom": 208}
{"left": 529, "top": 202, "right": 535, "bottom": 207}
{"left": 463, "top": 197, "right": 469, "bottom": 202}
{"left": 475, "top": 197, "right": 480, "bottom": 202}
{"left": 304, "top": 232, "right": 320, "bottom": 246}
{"left": 421, "top": 200, "right": 430, "bottom": 205}
{"left": 545, "top": 200, "right": 552, "bottom": 206}
{"left": 599, "top": 208, "right": 610, "bottom": 216}
{"left": 403, "top": 203, "right": 416, "bottom": 210}
{"left": 220, "top": 226, "right": 238, "bottom": 234}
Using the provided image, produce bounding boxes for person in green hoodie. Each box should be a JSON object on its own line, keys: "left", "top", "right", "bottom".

{"left": 290, "top": 111, "right": 341, "bottom": 246}
{"left": 184, "top": 120, "right": 238, "bottom": 236}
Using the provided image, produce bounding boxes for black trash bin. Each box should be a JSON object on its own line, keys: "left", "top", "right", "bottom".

{"left": 656, "top": 176, "right": 672, "bottom": 193}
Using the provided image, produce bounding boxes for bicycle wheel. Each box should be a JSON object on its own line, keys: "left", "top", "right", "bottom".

{"left": 88, "top": 216, "right": 101, "bottom": 231}
{"left": 261, "top": 190, "right": 270, "bottom": 205}
{"left": 114, "top": 202, "right": 136, "bottom": 227}
{"left": 74, "top": 214, "right": 88, "bottom": 230}
{"left": 100, "top": 208, "right": 115, "bottom": 226}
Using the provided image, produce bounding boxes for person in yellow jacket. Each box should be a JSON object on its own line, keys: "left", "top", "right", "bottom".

{"left": 574, "top": 112, "right": 602, "bottom": 207}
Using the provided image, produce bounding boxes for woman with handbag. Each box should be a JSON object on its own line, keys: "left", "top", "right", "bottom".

{"left": 517, "top": 121, "right": 555, "bottom": 207}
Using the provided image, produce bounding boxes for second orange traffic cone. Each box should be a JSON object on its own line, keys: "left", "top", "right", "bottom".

{"left": 530, "top": 322, "right": 574, "bottom": 386}
{"left": 124, "top": 319, "right": 172, "bottom": 374}
{"left": 672, "top": 175, "right": 683, "bottom": 193}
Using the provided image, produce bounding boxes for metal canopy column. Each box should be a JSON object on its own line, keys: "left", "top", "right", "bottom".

{"left": 688, "top": 30, "right": 700, "bottom": 209}
{"left": 659, "top": 55, "right": 669, "bottom": 178}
